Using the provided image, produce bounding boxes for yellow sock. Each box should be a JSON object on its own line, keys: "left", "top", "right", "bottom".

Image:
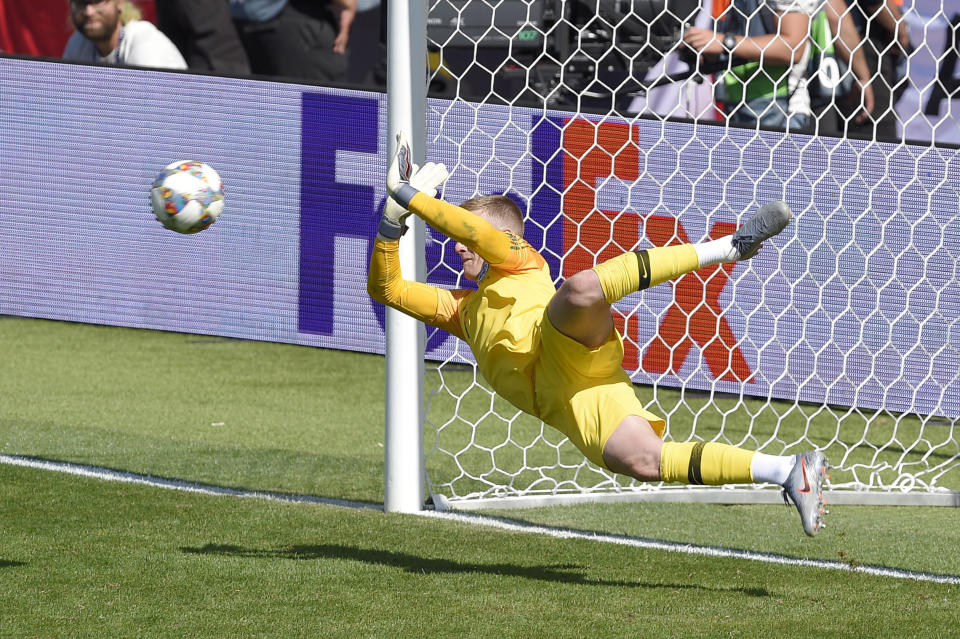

{"left": 592, "top": 245, "right": 700, "bottom": 305}
{"left": 659, "top": 441, "right": 756, "bottom": 485}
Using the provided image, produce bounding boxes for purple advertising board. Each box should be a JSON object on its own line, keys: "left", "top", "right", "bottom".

{"left": 0, "top": 57, "right": 956, "bottom": 420}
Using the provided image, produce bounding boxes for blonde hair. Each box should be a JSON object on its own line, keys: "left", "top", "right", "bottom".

{"left": 461, "top": 195, "right": 524, "bottom": 236}
{"left": 120, "top": 1, "right": 141, "bottom": 24}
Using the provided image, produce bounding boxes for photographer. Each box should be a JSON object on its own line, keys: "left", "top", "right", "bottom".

{"left": 817, "top": 0, "right": 912, "bottom": 140}
{"left": 684, "top": 0, "right": 818, "bottom": 130}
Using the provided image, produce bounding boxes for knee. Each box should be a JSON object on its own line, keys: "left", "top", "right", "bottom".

{"left": 602, "top": 420, "right": 663, "bottom": 482}
{"left": 613, "top": 450, "right": 661, "bottom": 482}
{"left": 557, "top": 270, "right": 606, "bottom": 309}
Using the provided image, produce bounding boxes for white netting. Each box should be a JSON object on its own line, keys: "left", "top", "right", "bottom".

{"left": 419, "top": 0, "right": 960, "bottom": 506}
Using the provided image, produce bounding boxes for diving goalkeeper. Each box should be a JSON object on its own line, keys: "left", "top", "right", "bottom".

{"left": 369, "top": 133, "right": 829, "bottom": 536}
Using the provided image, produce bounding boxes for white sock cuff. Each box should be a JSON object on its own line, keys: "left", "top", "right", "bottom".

{"left": 693, "top": 237, "right": 738, "bottom": 267}
{"left": 751, "top": 453, "right": 797, "bottom": 485}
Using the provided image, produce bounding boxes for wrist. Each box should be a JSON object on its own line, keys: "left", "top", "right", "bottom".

{"left": 722, "top": 33, "right": 737, "bottom": 54}
{"left": 378, "top": 215, "right": 407, "bottom": 240}
{"left": 391, "top": 183, "right": 421, "bottom": 209}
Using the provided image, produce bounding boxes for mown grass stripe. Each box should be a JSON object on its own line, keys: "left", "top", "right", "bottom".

{"left": 0, "top": 453, "right": 377, "bottom": 510}
{"left": 423, "top": 510, "right": 960, "bottom": 585}
{"left": 4, "top": 452, "right": 959, "bottom": 586}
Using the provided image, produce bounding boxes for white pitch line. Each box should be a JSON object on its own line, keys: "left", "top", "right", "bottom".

{"left": 3, "top": 453, "right": 959, "bottom": 586}
{"left": 0, "top": 454, "right": 377, "bottom": 510}
{"left": 418, "top": 510, "right": 960, "bottom": 585}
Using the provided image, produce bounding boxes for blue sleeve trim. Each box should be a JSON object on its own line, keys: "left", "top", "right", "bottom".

{"left": 393, "top": 183, "right": 420, "bottom": 209}
{"left": 378, "top": 215, "right": 406, "bottom": 240}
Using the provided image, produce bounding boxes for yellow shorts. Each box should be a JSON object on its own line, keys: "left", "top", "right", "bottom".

{"left": 534, "top": 311, "right": 665, "bottom": 469}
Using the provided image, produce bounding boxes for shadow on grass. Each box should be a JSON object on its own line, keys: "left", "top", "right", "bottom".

{"left": 0, "top": 560, "right": 26, "bottom": 568}
{"left": 181, "top": 543, "right": 770, "bottom": 596}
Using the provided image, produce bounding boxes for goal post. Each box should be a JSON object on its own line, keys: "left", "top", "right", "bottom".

{"left": 383, "top": 0, "right": 430, "bottom": 513}
{"left": 386, "top": 0, "right": 960, "bottom": 510}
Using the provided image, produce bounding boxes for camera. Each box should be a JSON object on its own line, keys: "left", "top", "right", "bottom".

{"left": 427, "top": 0, "right": 701, "bottom": 112}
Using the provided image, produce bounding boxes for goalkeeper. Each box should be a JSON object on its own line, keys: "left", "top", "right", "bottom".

{"left": 369, "top": 133, "right": 828, "bottom": 536}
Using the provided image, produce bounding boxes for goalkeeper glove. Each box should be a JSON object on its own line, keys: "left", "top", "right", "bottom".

{"left": 379, "top": 131, "right": 448, "bottom": 240}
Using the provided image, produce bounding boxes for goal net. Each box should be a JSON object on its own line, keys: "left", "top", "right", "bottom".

{"left": 413, "top": 0, "right": 960, "bottom": 508}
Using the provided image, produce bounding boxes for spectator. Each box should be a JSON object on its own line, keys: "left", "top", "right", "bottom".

{"left": 230, "top": 0, "right": 357, "bottom": 84}
{"left": 684, "top": 0, "right": 819, "bottom": 131}
{"left": 63, "top": 0, "right": 188, "bottom": 70}
{"left": 156, "top": 0, "right": 251, "bottom": 74}
{"left": 821, "top": 0, "right": 912, "bottom": 140}
{"left": 811, "top": 0, "right": 876, "bottom": 136}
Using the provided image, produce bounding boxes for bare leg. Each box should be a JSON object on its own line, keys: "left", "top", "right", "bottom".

{"left": 546, "top": 269, "right": 614, "bottom": 349}
{"left": 548, "top": 241, "right": 704, "bottom": 349}
{"left": 601, "top": 415, "right": 664, "bottom": 481}
{"left": 547, "top": 201, "right": 794, "bottom": 350}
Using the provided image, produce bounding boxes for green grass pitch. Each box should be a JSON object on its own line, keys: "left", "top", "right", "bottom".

{"left": 0, "top": 317, "right": 957, "bottom": 637}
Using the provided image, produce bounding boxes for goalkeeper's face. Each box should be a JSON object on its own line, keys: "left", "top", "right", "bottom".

{"left": 454, "top": 241, "right": 485, "bottom": 281}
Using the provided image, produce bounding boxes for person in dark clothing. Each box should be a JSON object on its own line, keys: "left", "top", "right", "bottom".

{"left": 817, "top": 0, "right": 913, "bottom": 140}
{"left": 155, "top": 0, "right": 251, "bottom": 74}
{"left": 230, "top": 0, "right": 356, "bottom": 83}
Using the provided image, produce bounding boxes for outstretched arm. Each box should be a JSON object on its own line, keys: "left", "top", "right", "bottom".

{"left": 369, "top": 146, "right": 466, "bottom": 338}
{"left": 684, "top": 11, "right": 810, "bottom": 65}
{"left": 406, "top": 193, "right": 516, "bottom": 266}
{"left": 386, "top": 132, "right": 515, "bottom": 266}
{"left": 368, "top": 237, "right": 467, "bottom": 339}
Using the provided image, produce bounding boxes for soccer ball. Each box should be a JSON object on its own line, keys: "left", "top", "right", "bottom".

{"left": 150, "top": 160, "right": 225, "bottom": 234}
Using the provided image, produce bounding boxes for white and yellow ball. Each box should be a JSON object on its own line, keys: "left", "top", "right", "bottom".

{"left": 150, "top": 161, "right": 224, "bottom": 234}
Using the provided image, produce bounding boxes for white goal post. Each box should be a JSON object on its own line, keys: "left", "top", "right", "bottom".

{"left": 385, "top": 0, "right": 960, "bottom": 510}
{"left": 383, "top": 0, "right": 429, "bottom": 513}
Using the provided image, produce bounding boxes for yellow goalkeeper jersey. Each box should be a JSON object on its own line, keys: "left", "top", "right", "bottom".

{"left": 368, "top": 196, "right": 555, "bottom": 416}
{"left": 368, "top": 192, "right": 665, "bottom": 468}
{"left": 455, "top": 238, "right": 555, "bottom": 415}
